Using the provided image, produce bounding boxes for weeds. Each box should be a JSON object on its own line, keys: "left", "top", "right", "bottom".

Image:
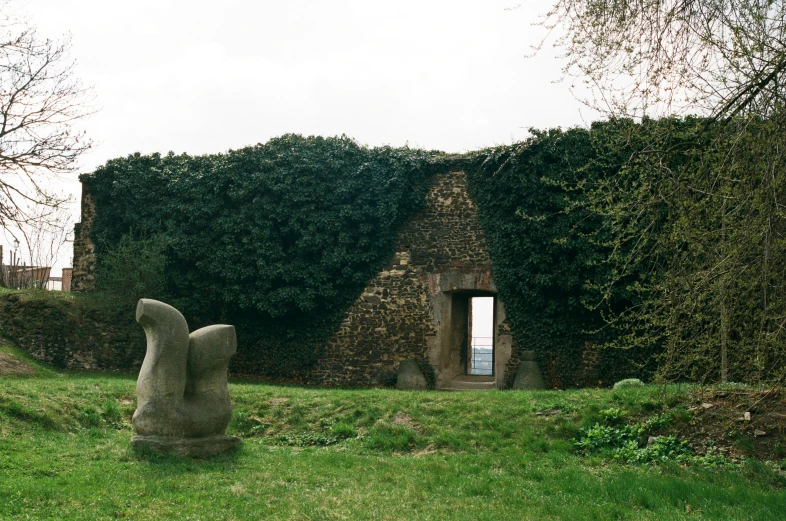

{"left": 575, "top": 407, "right": 734, "bottom": 467}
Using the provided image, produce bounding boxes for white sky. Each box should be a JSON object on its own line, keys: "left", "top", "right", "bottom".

{"left": 7, "top": 0, "right": 597, "bottom": 274}
{"left": 471, "top": 296, "right": 494, "bottom": 340}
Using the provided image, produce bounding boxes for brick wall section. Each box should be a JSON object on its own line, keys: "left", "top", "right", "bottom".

{"left": 311, "top": 170, "right": 517, "bottom": 387}
{"left": 61, "top": 268, "right": 73, "bottom": 292}
{"left": 71, "top": 182, "right": 96, "bottom": 292}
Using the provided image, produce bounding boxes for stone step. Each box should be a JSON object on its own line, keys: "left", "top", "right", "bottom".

{"left": 452, "top": 375, "right": 495, "bottom": 383}
{"left": 442, "top": 376, "right": 497, "bottom": 391}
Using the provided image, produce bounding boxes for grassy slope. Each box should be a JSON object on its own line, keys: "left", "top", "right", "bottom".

{"left": 1, "top": 366, "right": 785, "bottom": 520}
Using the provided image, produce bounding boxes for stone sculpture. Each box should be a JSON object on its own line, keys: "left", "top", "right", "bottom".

{"left": 131, "top": 298, "right": 241, "bottom": 456}
{"left": 511, "top": 350, "right": 545, "bottom": 390}
{"left": 396, "top": 359, "right": 428, "bottom": 390}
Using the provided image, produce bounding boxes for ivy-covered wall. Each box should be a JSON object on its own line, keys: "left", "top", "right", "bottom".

{"left": 65, "top": 129, "right": 666, "bottom": 387}
{"left": 466, "top": 125, "right": 657, "bottom": 387}
{"left": 73, "top": 135, "right": 450, "bottom": 378}
{"left": 311, "top": 170, "right": 517, "bottom": 388}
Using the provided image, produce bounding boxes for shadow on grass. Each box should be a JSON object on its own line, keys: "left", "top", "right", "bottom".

{"left": 129, "top": 440, "right": 244, "bottom": 469}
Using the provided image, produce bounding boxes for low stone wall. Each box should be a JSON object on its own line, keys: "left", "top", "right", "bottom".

{"left": 0, "top": 293, "right": 144, "bottom": 370}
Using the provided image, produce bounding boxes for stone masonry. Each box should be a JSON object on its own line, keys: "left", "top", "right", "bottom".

{"left": 311, "top": 170, "right": 517, "bottom": 388}
{"left": 71, "top": 181, "right": 96, "bottom": 292}
{"left": 70, "top": 169, "right": 521, "bottom": 387}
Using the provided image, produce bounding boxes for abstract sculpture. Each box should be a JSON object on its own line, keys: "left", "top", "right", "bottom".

{"left": 131, "top": 298, "right": 241, "bottom": 456}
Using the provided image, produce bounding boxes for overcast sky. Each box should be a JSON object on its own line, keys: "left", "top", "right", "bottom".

{"left": 12, "top": 0, "right": 597, "bottom": 273}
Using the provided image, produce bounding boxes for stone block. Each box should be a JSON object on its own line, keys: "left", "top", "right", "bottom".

{"left": 512, "top": 351, "right": 545, "bottom": 390}
{"left": 396, "top": 359, "right": 428, "bottom": 390}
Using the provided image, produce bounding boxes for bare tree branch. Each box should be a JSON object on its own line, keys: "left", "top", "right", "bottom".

{"left": 539, "top": 1, "right": 786, "bottom": 119}
{"left": 0, "top": 0, "right": 94, "bottom": 233}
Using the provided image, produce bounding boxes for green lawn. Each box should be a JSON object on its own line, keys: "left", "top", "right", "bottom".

{"left": 1, "top": 359, "right": 785, "bottom": 520}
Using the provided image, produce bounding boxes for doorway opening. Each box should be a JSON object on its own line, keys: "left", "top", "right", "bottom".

{"left": 467, "top": 296, "right": 494, "bottom": 375}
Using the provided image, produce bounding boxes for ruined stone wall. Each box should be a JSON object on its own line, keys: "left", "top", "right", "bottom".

{"left": 68, "top": 169, "right": 524, "bottom": 386}
{"left": 71, "top": 181, "right": 96, "bottom": 292}
{"left": 0, "top": 292, "right": 145, "bottom": 370}
{"left": 311, "top": 170, "right": 518, "bottom": 387}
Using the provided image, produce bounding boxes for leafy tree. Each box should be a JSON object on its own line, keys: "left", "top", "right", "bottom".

{"left": 527, "top": 1, "right": 786, "bottom": 384}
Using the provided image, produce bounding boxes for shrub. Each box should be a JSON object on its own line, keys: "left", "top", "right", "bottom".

{"left": 574, "top": 407, "right": 731, "bottom": 467}
{"left": 613, "top": 378, "right": 645, "bottom": 390}
{"left": 93, "top": 231, "right": 168, "bottom": 307}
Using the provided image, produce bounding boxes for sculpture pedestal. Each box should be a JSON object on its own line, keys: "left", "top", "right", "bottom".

{"left": 131, "top": 435, "right": 241, "bottom": 457}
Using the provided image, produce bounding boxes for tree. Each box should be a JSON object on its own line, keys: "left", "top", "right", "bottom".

{"left": 0, "top": 1, "right": 93, "bottom": 236}
{"left": 531, "top": 1, "right": 786, "bottom": 384}
{"left": 541, "top": 1, "right": 786, "bottom": 119}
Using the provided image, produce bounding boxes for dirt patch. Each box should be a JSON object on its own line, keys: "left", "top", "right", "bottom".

{"left": 412, "top": 444, "right": 437, "bottom": 457}
{"left": 0, "top": 351, "right": 35, "bottom": 376}
{"left": 392, "top": 411, "right": 423, "bottom": 433}
{"left": 674, "top": 388, "right": 786, "bottom": 462}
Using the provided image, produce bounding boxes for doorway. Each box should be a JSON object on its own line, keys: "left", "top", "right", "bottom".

{"left": 428, "top": 282, "right": 512, "bottom": 389}
{"left": 467, "top": 296, "right": 494, "bottom": 375}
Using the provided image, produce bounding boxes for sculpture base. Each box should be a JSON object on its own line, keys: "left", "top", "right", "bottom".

{"left": 131, "top": 435, "right": 241, "bottom": 457}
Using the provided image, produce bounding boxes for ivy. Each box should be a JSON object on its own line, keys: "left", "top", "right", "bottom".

{"left": 469, "top": 115, "right": 786, "bottom": 386}
{"left": 466, "top": 123, "right": 657, "bottom": 387}
{"left": 86, "top": 118, "right": 786, "bottom": 385}
{"left": 85, "top": 134, "right": 444, "bottom": 376}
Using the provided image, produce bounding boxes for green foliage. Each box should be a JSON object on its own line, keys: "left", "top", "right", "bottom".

{"left": 93, "top": 230, "right": 168, "bottom": 306}
{"left": 469, "top": 115, "right": 786, "bottom": 385}
{"left": 575, "top": 407, "right": 731, "bottom": 467}
{"left": 573, "top": 115, "right": 786, "bottom": 384}
{"left": 466, "top": 124, "right": 657, "bottom": 386}
{"left": 85, "top": 134, "right": 442, "bottom": 375}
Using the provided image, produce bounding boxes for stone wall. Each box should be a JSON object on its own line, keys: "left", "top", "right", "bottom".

{"left": 71, "top": 181, "right": 96, "bottom": 292}
{"left": 311, "top": 170, "right": 518, "bottom": 388}
{"left": 0, "top": 292, "right": 144, "bottom": 370}
{"left": 67, "top": 169, "right": 527, "bottom": 387}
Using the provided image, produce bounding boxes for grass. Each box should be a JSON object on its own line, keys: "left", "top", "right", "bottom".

{"left": 0, "top": 344, "right": 58, "bottom": 378}
{"left": 1, "top": 358, "right": 785, "bottom": 520}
